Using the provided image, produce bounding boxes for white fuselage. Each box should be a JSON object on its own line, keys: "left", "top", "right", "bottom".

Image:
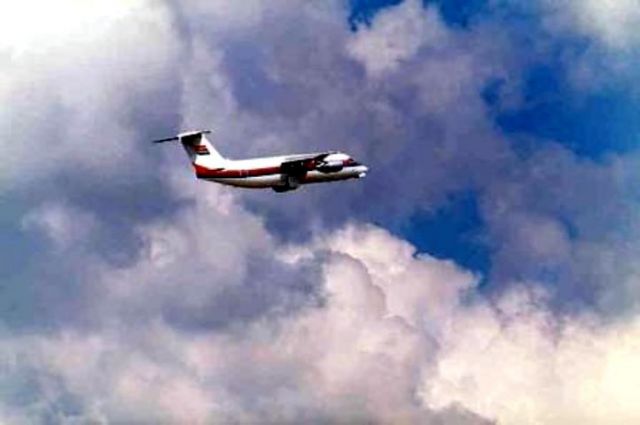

{"left": 195, "top": 153, "right": 368, "bottom": 189}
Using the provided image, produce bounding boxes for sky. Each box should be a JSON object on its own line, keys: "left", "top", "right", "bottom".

{"left": 1, "top": 0, "right": 640, "bottom": 423}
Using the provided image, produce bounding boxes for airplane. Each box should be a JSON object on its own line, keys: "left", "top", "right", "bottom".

{"left": 153, "top": 130, "right": 368, "bottom": 192}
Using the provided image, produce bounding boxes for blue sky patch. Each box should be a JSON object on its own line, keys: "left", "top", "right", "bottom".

{"left": 349, "top": 0, "right": 488, "bottom": 29}
{"left": 495, "top": 65, "right": 640, "bottom": 159}
{"left": 423, "top": 0, "right": 487, "bottom": 27}
{"left": 397, "top": 192, "right": 491, "bottom": 278}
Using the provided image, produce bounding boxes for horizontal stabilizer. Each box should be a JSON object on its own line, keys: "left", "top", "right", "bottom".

{"left": 152, "top": 136, "right": 179, "bottom": 144}
{"left": 151, "top": 130, "right": 211, "bottom": 144}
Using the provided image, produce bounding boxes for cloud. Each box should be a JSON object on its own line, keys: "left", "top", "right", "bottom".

{"left": 532, "top": 0, "right": 640, "bottom": 91}
{"left": 425, "top": 288, "right": 640, "bottom": 425}
{"left": 2, "top": 0, "right": 640, "bottom": 423}
{"left": 1, "top": 192, "right": 486, "bottom": 422}
{"left": 0, "top": 0, "right": 181, "bottom": 185}
{"left": 548, "top": 0, "right": 640, "bottom": 50}
{"left": 3, "top": 212, "right": 640, "bottom": 423}
{"left": 346, "top": 0, "right": 447, "bottom": 78}
{"left": 21, "top": 203, "right": 98, "bottom": 251}
{"left": 176, "top": 0, "right": 517, "bottom": 241}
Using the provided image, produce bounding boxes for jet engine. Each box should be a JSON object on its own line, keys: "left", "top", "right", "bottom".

{"left": 316, "top": 160, "right": 344, "bottom": 173}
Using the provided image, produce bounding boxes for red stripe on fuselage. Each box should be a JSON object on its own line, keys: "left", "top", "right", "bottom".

{"left": 193, "top": 164, "right": 281, "bottom": 179}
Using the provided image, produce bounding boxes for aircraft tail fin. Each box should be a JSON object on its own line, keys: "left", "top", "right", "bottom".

{"left": 153, "top": 130, "right": 226, "bottom": 170}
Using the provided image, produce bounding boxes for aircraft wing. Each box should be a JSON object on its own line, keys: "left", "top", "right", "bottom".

{"left": 280, "top": 152, "right": 334, "bottom": 176}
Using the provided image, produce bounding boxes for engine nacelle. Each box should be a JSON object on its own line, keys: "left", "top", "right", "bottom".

{"left": 316, "top": 160, "right": 344, "bottom": 173}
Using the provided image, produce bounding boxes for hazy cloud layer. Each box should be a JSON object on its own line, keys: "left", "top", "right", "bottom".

{"left": 2, "top": 0, "right": 640, "bottom": 423}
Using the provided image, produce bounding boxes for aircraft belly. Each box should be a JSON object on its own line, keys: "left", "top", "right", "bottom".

{"left": 212, "top": 175, "right": 281, "bottom": 188}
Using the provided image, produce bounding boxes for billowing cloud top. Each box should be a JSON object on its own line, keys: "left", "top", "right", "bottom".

{"left": 2, "top": 0, "right": 640, "bottom": 423}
